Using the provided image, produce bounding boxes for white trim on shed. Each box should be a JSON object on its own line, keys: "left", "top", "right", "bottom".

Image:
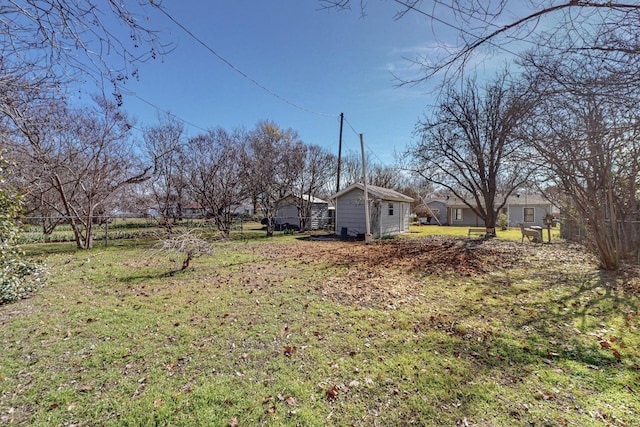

{"left": 330, "top": 183, "right": 414, "bottom": 238}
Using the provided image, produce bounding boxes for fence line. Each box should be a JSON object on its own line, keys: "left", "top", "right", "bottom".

{"left": 17, "top": 214, "right": 335, "bottom": 246}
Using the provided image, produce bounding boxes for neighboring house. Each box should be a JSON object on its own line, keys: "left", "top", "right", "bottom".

{"left": 183, "top": 202, "right": 205, "bottom": 219}
{"left": 331, "top": 183, "right": 414, "bottom": 238}
{"left": 274, "top": 195, "right": 330, "bottom": 231}
{"left": 422, "top": 199, "right": 449, "bottom": 225}
{"left": 232, "top": 201, "right": 255, "bottom": 217}
{"left": 446, "top": 194, "right": 555, "bottom": 228}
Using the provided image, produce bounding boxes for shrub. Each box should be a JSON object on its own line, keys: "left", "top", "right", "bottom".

{"left": 150, "top": 230, "right": 215, "bottom": 271}
{"left": 1, "top": 154, "right": 47, "bottom": 304}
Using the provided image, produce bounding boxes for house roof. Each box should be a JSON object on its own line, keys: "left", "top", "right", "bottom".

{"left": 284, "top": 194, "right": 328, "bottom": 204}
{"left": 424, "top": 199, "right": 448, "bottom": 205}
{"left": 330, "top": 183, "right": 415, "bottom": 203}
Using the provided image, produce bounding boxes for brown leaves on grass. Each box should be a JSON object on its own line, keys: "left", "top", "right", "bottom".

{"left": 599, "top": 340, "right": 623, "bottom": 361}
{"left": 325, "top": 385, "right": 339, "bottom": 400}
{"left": 284, "top": 237, "right": 528, "bottom": 309}
{"left": 294, "top": 236, "right": 524, "bottom": 277}
{"left": 283, "top": 345, "right": 296, "bottom": 357}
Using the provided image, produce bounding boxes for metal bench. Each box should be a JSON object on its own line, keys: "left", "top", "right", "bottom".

{"left": 468, "top": 227, "right": 486, "bottom": 237}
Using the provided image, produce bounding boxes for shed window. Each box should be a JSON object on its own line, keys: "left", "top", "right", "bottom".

{"left": 388, "top": 202, "right": 394, "bottom": 216}
{"left": 524, "top": 207, "right": 534, "bottom": 222}
{"left": 453, "top": 208, "right": 463, "bottom": 221}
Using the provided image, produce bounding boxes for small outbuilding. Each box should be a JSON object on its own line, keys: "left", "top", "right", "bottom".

{"left": 331, "top": 183, "right": 414, "bottom": 238}
{"left": 275, "top": 195, "right": 330, "bottom": 231}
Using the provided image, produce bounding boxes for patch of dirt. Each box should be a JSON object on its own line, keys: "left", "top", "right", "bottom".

{"left": 288, "top": 236, "right": 530, "bottom": 276}
{"left": 242, "top": 237, "right": 639, "bottom": 309}
{"left": 251, "top": 236, "right": 564, "bottom": 308}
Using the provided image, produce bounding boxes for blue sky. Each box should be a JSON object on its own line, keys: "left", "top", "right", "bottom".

{"left": 101, "top": 1, "right": 505, "bottom": 165}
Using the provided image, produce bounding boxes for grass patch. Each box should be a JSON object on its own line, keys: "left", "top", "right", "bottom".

{"left": 1, "top": 235, "right": 638, "bottom": 426}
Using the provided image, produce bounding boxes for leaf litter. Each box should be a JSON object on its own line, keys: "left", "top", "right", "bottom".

{"left": 253, "top": 236, "right": 618, "bottom": 309}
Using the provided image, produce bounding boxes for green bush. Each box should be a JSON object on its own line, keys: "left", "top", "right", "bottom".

{"left": 0, "top": 154, "right": 47, "bottom": 304}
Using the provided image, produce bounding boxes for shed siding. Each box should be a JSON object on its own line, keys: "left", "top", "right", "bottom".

{"left": 335, "top": 189, "right": 368, "bottom": 236}
{"left": 335, "top": 189, "right": 411, "bottom": 237}
{"left": 310, "top": 203, "right": 329, "bottom": 229}
{"left": 275, "top": 204, "right": 299, "bottom": 227}
{"left": 378, "top": 201, "right": 410, "bottom": 237}
{"left": 275, "top": 201, "right": 330, "bottom": 230}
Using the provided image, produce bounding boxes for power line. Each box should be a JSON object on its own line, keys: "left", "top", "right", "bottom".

{"left": 152, "top": 3, "right": 340, "bottom": 118}
{"left": 343, "top": 116, "right": 395, "bottom": 168}
{"left": 119, "top": 88, "right": 210, "bottom": 133}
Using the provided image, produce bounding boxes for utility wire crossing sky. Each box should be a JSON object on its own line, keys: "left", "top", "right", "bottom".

{"left": 107, "top": 1, "right": 517, "bottom": 165}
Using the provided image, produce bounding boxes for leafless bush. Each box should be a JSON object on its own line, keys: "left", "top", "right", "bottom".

{"left": 150, "top": 230, "right": 214, "bottom": 271}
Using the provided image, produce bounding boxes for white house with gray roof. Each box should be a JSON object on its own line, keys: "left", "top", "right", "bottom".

{"left": 445, "top": 194, "right": 555, "bottom": 228}
{"left": 331, "top": 183, "right": 414, "bottom": 238}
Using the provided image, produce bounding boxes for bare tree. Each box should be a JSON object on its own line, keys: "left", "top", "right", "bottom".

{"left": 6, "top": 97, "right": 150, "bottom": 249}
{"left": 291, "top": 144, "right": 336, "bottom": 232}
{"left": 338, "top": 150, "right": 400, "bottom": 190}
{"left": 243, "top": 121, "right": 305, "bottom": 237}
{"left": 186, "top": 128, "right": 247, "bottom": 238}
{"left": 143, "top": 114, "right": 189, "bottom": 228}
{"left": 321, "top": 1, "right": 640, "bottom": 84}
{"left": 405, "top": 72, "right": 536, "bottom": 235}
{"left": 522, "top": 54, "right": 640, "bottom": 269}
{"left": 338, "top": 150, "right": 364, "bottom": 190}
{"left": 0, "top": 0, "right": 169, "bottom": 104}
{"left": 368, "top": 163, "right": 402, "bottom": 189}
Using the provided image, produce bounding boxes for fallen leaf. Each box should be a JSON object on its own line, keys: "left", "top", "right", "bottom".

{"left": 285, "top": 396, "right": 298, "bottom": 406}
{"left": 229, "top": 417, "right": 238, "bottom": 427}
{"left": 326, "top": 385, "right": 339, "bottom": 400}
{"left": 283, "top": 346, "right": 296, "bottom": 357}
{"left": 153, "top": 399, "right": 164, "bottom": 408}
{"left": 599, "top": 341, "right": 611, "bottom": 348}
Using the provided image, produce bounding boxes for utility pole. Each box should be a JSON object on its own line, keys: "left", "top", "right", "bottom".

{"left": 360, "top": 133, "right": 373, "bottom": 244}
{"left": 336, "top": 112, "right": 344, "bottom": 194}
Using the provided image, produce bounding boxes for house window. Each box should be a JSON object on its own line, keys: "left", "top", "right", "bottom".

{"left": 524, "top": 207, "right": 534, "bottom": 222}
{"left": 453, "top": 208, "right": 463, "bottom": 221}
{"left": 388, "top": 202, "right": 394, "bottom": 216}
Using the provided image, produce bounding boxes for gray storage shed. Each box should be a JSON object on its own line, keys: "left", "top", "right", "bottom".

{"left": 331, "top": 183, "right": 414, "bottom": 238}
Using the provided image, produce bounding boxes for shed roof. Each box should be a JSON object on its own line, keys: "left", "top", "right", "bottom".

{"left": 330, "top": 183, "right": 415, "bottom": 203}
{"left": 301, "top": 194, "right": 328, "bottom": 204}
